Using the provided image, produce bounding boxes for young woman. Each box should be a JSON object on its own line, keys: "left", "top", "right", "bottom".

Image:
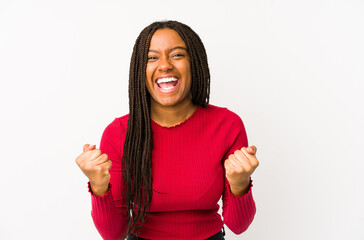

{"left": 76, "top": 20, "right": 259, "bottom": 240}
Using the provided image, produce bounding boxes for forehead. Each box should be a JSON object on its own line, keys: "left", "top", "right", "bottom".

{"left": 149, "top": 28, "right": 187, "bottom": 50}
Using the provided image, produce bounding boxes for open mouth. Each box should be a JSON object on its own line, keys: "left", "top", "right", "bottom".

{"left": 155, "top": 77, "right": 179, "bottom": 92}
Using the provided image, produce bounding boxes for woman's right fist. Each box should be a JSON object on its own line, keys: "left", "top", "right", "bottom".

{"left": 75, "top": 144, "right": 112, "bottom": 196}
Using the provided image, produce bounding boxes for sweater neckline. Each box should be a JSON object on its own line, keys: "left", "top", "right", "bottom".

{"left": 151, "top": 105, "right": 200, "bottom": 129}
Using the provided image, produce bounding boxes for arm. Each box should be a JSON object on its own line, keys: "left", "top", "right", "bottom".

{"left": 222, "top": 175, "right": 256, "bottom": 234}
{"left": 221, "top": 114, "right": 257, "bottom": 234}
{"left": 90, "top": 119, "right": 127, "bottom": 240}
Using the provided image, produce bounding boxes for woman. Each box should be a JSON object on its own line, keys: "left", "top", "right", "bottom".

{"left": 76, "top": 20, "right": 259, "bottom": 240}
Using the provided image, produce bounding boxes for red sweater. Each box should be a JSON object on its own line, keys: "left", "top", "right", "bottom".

{"left": 89, "top": 104, "right": 256, "bottom": 240}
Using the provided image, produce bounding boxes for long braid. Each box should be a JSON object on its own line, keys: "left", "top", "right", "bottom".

{"left": 121, "top": 20, "right": 210, "bottom": 239}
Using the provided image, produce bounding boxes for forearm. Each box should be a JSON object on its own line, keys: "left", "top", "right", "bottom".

{"left": 89, "top": 183, "right": 127, "bottom": 240}
{"left": 222, "top": 178, "right": 256, "bottom": 235}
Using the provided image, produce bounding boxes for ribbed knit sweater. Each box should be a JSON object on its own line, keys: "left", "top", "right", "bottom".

{"left": 89, "top": 104, "right": 256, "bottom": 240}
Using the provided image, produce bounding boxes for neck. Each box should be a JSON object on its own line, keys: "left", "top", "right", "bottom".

{"left": 150, "top": 98, "right": 197, "bottom": 127}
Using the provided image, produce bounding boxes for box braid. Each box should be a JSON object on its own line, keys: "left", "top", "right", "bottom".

{"left": 121, "top": 20, "right": 210, "bottom": 239}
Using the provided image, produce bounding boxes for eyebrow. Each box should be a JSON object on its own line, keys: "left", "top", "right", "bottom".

{"left": 148, "top": 46, "right": 188, "bottom": 53}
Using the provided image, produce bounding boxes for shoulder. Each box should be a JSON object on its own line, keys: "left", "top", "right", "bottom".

{"left": 101, "top": 113, "right": 129, "bottom": 139}
{"left": 203, "top": 104, "right": 243, "bottom": 124}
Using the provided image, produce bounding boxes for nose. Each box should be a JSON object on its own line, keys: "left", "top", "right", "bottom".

{"left": 158, "top": 56, "right": 173, "bottom": 72}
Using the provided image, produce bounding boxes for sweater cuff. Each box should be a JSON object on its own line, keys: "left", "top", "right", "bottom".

{"left": 226, "top": 177, "right": 253, "bottom": 199}
{"left": 88, "top": 181, "right": 112, "bottom": 199}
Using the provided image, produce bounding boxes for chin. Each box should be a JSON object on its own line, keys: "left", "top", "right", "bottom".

{"left": 158, "top": 101, "right": 177, "bottom": 107}
{"left": 155, "top": 97, "right": 181, "bottom": 106}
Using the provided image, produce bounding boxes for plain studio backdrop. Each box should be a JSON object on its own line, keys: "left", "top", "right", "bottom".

{"left": 0, "top": 0, "right": 363, "bottom": 239}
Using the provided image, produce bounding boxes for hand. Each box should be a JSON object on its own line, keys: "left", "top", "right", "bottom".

{"left": 75, "top": 144, "right": 112, "bottom": 196}
{"left": 224, "top": 146, "right": 259, "bottom": 196}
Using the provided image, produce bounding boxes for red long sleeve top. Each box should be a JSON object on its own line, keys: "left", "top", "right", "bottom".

{"left": 89, "top": 104, "right": 256, "bottom": 240}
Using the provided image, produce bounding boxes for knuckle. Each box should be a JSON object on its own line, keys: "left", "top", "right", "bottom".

{"left": 78, "top": 161, "right": 84, "bottom": 167}
{"left": 102, "top": 153, "right": 109, "bottom": 160}
{"left": 245, "top": 166, "right": 252, "bottom": 172}
{"left": 94, "top": 165, "right": 102, "bottom": 172}
{"left": 252, "top": 159, "right": 259, "bottom": 168}
{"left": 89, "top": 150, "right": 101, "bottom": 160}
{"left": 79, "top": 161, "right": 87, "bottom": 170}
{"left": 75, "top": 154, "right": 85, "bottom": 163}
{"left": 82, "top": 161, "right": 91, "bottom": 169}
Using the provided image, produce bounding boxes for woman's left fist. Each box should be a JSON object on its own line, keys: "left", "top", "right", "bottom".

{"left": 224, "top": 146, "right": 259, "bottom": 194}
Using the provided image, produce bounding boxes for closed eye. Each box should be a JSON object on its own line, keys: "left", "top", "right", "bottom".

{"left": 172, "top": 53, "right": 185, "bottom": 58}
{"left": 148, "top": 56, "right": 158, "bottom": 61}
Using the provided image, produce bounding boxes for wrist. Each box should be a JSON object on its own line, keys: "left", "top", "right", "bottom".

{"left": 230, "top": 178, "right": 251, "bottom": 196}
{"left": 90, "top": 182, "right": 109, "bottom": 196}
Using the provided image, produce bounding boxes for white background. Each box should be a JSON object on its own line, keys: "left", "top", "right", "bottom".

{"left": 0, "top": 0, "right": 363, "bottom": 239}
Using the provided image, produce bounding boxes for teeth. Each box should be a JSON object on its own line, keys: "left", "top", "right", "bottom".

{"left": 162, "top": 86, "right": 174, "bottom": 90}
{"left": 156, "top": 77, "right": 178, "bottom": 84}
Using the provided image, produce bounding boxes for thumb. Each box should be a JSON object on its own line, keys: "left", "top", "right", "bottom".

{"left": 244, "top": 146, "right": 257, "bottom": 155}
{"left": 83, "top": 144, "right": 96, "bottom": 152}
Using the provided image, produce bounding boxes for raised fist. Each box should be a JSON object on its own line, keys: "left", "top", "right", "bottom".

{"left": 224, "top": 146, "right": 259, "bottom": 196}
{"left": 75, "top": 144, "right": 112, "bottom": 196}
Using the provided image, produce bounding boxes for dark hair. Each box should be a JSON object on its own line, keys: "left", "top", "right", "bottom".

{"left": 121, "top": 20, "right": 210, "bottom": 238}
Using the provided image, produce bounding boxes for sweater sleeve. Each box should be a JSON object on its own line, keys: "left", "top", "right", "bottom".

{"left": 89, "top": 118, "right": 127, "bottom": 240}
{"left": 221, "top": 113, "right": 256, "bottom": 234}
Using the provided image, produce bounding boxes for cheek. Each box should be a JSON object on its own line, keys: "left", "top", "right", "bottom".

{"left": 179, "top": 61, "right": 191, "bottom": 80}
{"left": 146, "top": 65, "right": 152, "bottom": 81}
{"left": 145, "top": 66, "right": 154, "bottom": 89}
{"left": 184, "top": 63, "right": 192, "bottom": 88}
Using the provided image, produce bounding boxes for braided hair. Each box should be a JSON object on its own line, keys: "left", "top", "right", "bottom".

{"left": 122, "top": 20, "right": 210, "bottom": 238}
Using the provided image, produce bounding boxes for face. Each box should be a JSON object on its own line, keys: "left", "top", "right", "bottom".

{"left": 146, "top": 28, "right": 192, "bottom": 108}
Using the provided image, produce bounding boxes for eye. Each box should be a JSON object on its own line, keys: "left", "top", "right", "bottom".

{"left": 174, "top": 53, "right": 185, "bottom": 57}
{"left": 172, "top": 53, "right": 185, "bottom": 58}
{"left": 147, "top": 56, "right": 157, "bottom": 61}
